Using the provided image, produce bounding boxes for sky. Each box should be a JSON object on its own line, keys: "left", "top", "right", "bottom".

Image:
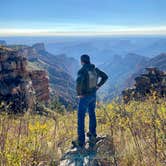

{"left": 0, "top": 0, "right": 166, "bottom": 36}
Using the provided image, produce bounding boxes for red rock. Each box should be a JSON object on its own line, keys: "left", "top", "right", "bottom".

{"left": 0, "top": 47, "right": 50, "bottom": 113}
{"left": 29, "top": 70, "right": 50, "bottom": 103}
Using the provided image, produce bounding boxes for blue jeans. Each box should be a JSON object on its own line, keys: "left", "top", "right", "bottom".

{"left": 77, "top": 93, "right": 97, "bottom": 145}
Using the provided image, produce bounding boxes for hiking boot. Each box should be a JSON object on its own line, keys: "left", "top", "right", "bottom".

{"left": 87, "top": 132, "right": 103, "bottom": 146}
{"left": 71, "top": 140, "right": 85, "bottom": 149}
{"left": 87, "top": 132, "right": 97, "bottom": 138}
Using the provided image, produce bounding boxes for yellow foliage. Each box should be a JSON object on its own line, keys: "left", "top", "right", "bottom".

{"left": 0, "top": 97, "right": 165, "bottom": 165}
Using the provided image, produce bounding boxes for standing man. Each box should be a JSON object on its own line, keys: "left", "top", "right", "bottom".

{"left": 73, "top": 54, "right": 108, "bottom": 148}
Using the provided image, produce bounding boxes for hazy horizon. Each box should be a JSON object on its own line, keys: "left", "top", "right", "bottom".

{"left": 1, "top": 0, "right": 166, "bottom": 36}
{"left": 1, "top": 35, "right": 166, "bottom": 45}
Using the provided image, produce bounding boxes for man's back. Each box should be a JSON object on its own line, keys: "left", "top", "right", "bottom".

{"left": 76, "top": 63, "right": 108, "bottom": 96}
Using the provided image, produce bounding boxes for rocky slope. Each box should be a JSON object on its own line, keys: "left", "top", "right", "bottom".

{"left": 98, "top": 53, "right": 149, "bottom": 101}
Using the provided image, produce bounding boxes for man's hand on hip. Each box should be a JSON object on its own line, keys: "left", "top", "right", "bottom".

{"left": 96, "top": 86, "right": 100, "bottom": 90}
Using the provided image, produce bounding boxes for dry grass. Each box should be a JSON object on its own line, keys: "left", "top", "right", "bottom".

{"left": 0, "top": 97, "right": 165, "bottom": 166}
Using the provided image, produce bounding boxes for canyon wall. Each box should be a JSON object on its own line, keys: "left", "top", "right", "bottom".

{"left": 0, "top": 46, "right": 50, "bottom": 113}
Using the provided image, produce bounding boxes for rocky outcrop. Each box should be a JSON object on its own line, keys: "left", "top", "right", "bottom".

{"left": 0, "top": 46, "right": 34, "bottom": 113}
{"left": 122, "top": 67, "right": 166, "bottom": 102}
{"left": 29, "top": 70, "right": 49, "bottom": 103}
{"left": 60, "top": 135, "right": 116, "bottom": 166}
{"left": 0, "top": 46, "right": 50, "bottom": 113}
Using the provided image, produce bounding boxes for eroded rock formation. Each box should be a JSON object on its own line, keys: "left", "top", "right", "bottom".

{"left": 0, "top": 46, "right": 50, "bottom": 113}
{"left": 0, "top": 47, "right": 33, "bottom": 112}
{"left": 122, "top": 67, "right": 166, "bottom": 102}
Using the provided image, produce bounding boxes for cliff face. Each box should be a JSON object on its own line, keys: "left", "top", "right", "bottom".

{"left": 0, "top": 47, "right": 33, "bottom": 112}
{"left": 29, "top": 70, "right": 49, "bottom": 102}
{"left": 0, "top": 46, "right": 50, "bottom": 113}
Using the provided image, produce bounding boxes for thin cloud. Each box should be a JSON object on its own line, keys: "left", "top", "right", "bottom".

{"left": 0, "top": 26, "right": 166, "bottom": 36}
